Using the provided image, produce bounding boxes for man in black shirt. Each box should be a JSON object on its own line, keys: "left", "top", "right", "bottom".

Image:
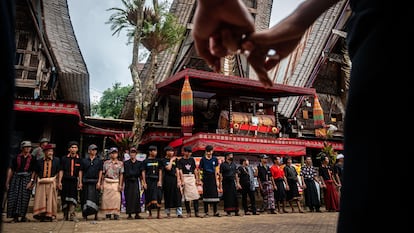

{"left": 219, "top": 152, "right": 240, "bottom": 216}
{"left": 58, "top": 141, "right": 82, "bottom": 222}
{"left": 79, "top": 144, "right": 103, "bottom": 221}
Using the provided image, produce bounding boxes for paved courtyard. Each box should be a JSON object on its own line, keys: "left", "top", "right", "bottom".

{"left": 2, "top": 210, "right": 339, "bottom": 233}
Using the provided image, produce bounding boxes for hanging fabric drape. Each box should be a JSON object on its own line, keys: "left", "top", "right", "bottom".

{"left": 313, "top": 94, "right": 325, "bottom": 127}
{"left": 181, "top": 76, "right": 194, "bottom": 136}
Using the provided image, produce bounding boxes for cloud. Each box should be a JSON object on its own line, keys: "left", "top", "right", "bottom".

{"left": 68, "top": 0, "right": 133, "bottom": 101}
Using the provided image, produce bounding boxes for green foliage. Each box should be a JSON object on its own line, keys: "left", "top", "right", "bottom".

{"left": 96, "top": 82, "right": 132, "bottom": 118}
{"left": 109, "top": 131, "right": 135, "bottom": 153}
{"left": 316, "top": 141, "right": 338, "bottom": 164}
{"left": 140, "top": 2, "right": 186, "bottom": 52}
{"left": 106, "top": 0, "right": 143, "bottom": 44}
{"left": 90, "top": 102, "right": 99, "bottom": 117}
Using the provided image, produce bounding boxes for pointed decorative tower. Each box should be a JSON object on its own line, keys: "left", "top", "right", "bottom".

{"left": 180, "top": 76, "right": 194, "bottom": 137}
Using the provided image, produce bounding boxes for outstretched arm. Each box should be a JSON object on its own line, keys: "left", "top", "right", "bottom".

{"left": 243, "top": 0, "right": 340, "bottom": 86}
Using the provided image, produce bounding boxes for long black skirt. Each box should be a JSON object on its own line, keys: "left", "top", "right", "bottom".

{"left": 222, "top": 177, "right": 239, "bottom": 212}
{"left": 303, "top": 179, "right": 320, "bottom": 208}
{"left": 145, "top": 177, "right": 162, "bottom": 210}
{"left": 124, "top": 178, "right": 141, "bottom": 214}
{"left": 163, "top": 175, "right": 182, "bottom": 209}
{"left": 81, "top": 179, "right": 100, "bottom": 217}
{"left": 202, "top": 172, "right": 219, "bottom": 203}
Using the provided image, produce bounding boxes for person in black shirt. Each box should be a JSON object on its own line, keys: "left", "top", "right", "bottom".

{"left": 123, "top": 147, "right": 143, "bottom": 220}
{"left": 237, "top": 156, "right": 259, "bottom": 215}
{"left": 256, "top": 154, "right": 276, "bottom": 214}
{"left": 30, "top": 144, "right": 60, "bottom": 222}
{"left": 177, "top": 146, "right": 201, "bottom": 218}
{"left": 5, "top": 141, "right": 34, "bottom": 222}
{"left": 161, "top": 146, "right": 183, "bottom": 218}
{"left": 141, "top": 145, "right": 163, "bottom": 219}
{"left": 198, "top": 145, "right": 221, "bottom": 217}
{"left": 58, "top": 141, "right": 82, "bottom": 222}
{"left": 79, "top": 144, "right": 103, "bottom": 221}
{"left": 219, "top": 152, "right": 240, "bottom": 216}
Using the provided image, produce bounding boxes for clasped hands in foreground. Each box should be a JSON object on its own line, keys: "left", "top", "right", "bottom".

{"left": 191, "top": 0, "right": 303, "bottom": 88}
{"left": 192, "top": 0, "right": 338, "bottom": 88}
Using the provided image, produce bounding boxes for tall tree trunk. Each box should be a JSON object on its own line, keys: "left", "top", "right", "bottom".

{"left": 135, "top": 50, "right": 158, "bottom": 145}
{"left": 131, "top": 0, "right": 144, "bottom": 146}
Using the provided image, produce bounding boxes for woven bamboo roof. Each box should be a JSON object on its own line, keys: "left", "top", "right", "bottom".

{"left": 43, "top": 0, "right": 90, "bottom": 114}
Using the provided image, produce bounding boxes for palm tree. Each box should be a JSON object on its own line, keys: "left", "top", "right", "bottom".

{"left": 106, "top": 0, "right": 185, "bottom": 145}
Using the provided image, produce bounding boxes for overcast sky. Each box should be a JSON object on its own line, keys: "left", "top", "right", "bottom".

{"left": 67, "top": 0, "right": 304, "bottom": 103}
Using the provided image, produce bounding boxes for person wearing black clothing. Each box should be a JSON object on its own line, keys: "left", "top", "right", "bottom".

{"left": 219, "top": 152, "right": 240, "bottom": 216}
{"left": 256, "top": 154, "right": 276, "bottom": 214}
{"left": 123, "top": 147, "right": 144, "bottom": 220}
{"left": 5, "top": 141, "right": 34, "bottom": 223}
{"left": 177, "top": 146, "right": 201, "bottom": 218}
{"left": 79, "top": 144, "right": 103, "bottom": 221}
{"left": 198, "top": 145, "right": 221, "bottom": 217}
{"left": 237, "top": 157, "right": 259, "bottom": 215}
{"left": 58, "top": 141, "right": 82, "bottom": 222}
{"left": 161, "top": 146, "right": 183, "bottom": 218}
{"left": 300, "top": 156, "right": 322, "bottom": 213}
{"left": 141, "top": 145, "right": 163, "bottom": 219}
{"left": 31, "top": 144, "right": 60, "bottom": 222}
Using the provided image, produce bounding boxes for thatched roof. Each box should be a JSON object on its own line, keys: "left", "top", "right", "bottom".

{"left": 42, "top": 0, "right": 90, "bottom": 114}
{"left": 270, "top": 0, "right": 350, "bottom": 118}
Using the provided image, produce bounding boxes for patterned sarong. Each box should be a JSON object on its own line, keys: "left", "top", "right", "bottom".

{"left": 7, "top": 172, "right": 31, "bottom": 218}
{"left": 261, "top": 181, "right": 275, "bottom": 210}
{"left": 101, "top": 178, "right": 121, "bottom": 215}
{"left": 33, "top": 176, "right": 58, "bottom": 220}
{"left": 81, "top": 179, "right": 100, "bottom": 217}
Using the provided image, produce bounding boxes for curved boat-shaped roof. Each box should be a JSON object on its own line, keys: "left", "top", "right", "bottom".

{"left": 43, "top": 0, "right": 90, "bottom": 114}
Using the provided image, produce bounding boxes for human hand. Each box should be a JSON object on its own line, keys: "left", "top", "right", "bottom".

{"left": 241, "top": 0, "right": 341, "bottom": 86}
{"left": 192, "top": 0, "right": 255, "bottom": 72}
{"left": 242, "top": 28, "right": 304, "bottom": 87}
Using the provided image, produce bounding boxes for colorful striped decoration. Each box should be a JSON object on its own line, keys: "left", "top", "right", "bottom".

{"left": 313, "top": 94, "right": 325, "bottom": 127}
{"left": 181, "top": 76, "right": 194, "bottom": 131}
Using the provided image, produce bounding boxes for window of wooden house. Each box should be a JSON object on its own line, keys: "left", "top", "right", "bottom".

{"left": 331, "top": 113, "right": 342, "bottom": 122}
{"left": 16, "top": 31, "right": 29, "bottom": 49}
{"left": 303, "top": 110, "right": 308, "bottom": 119}
{"left": 29, "top": 54, "right": 39, "bottom": 67}
{"left": 15, "top": 52, "right": 24, "bottom": 65}
{"left": 303, "top": 110, "right": 313, "bottom": 119}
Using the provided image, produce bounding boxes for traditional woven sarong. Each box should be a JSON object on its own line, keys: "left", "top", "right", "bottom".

{"left": 222, "top": 176, "right": 239, "bottom": 212}
{"left": 33, "top": 176, "right": 57, "bottom": 220}
{"left": 182, "top": 174, "right": 200, "bottom": 201}
{"left": 144, "top": 177, "right": 162, "bottom": 210}
{"left": 61, "top": 178, "right": 78, "bottom": 211}
{"left": 163, "top": 174, "right": 182, "bottom": 209}
{"left": 273, "top": 178, "right": 287, "bottom": 201}
{"left": 101, "top": 178, "right": 121, "bottom": 215}
{"left": 81, "top": 179, "right": 100, "bottom": 217}
{"left": 303, "top": 179, "right": 320, "bottom": 209}
{"left": 323, "top": 180, "right": 340, "bottom": 211}
{"left": 202, "top": 172, "right": 220, "bottom": 203}
{"left": 124, "top": 178, "right": 141, "bottom": 214}
{"left": 261, "top": 181, "right": 275, "bottom": 210}
{"left": 7, "top": 172, "right": 31, "bottom": 218}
